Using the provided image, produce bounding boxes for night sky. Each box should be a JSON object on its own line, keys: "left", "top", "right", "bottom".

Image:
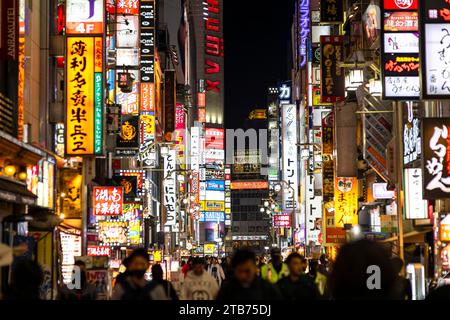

{"left": 224, "top": 0, "right": 294, "bottom": 129}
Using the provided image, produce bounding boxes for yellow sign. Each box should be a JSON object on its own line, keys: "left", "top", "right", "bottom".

{"left": 204, "top": 244, "right": 215, "bottom": 255}
{"left": 334, "top": 177, "right": 358, "bottom": 227}
{"left": 153, "top": 250, "right": 162, "bottom": 262}
{"left": 66, "top": 36, "right": 103, "bottom": 155}
{"left": 200, "top": 201, "right": 225, "bottom": 212}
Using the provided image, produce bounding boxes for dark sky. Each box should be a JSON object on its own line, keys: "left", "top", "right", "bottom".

{"left": 224, "top": 0, "right": 294, "bottom": 129}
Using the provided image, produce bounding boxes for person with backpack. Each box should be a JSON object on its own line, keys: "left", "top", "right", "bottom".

{"left": 111, "top": 248, "right": 168, "bottom": 300}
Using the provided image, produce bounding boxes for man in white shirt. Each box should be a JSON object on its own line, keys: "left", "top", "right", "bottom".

{"left": 181, "top": 257, "right": 219, "bottom": 300}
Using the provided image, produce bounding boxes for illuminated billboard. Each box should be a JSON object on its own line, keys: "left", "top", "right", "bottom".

{"left": 66, "top": 37, "right": 103, "bottom": 156}
{"left": 92, "top": 186, "right": 124, "bottom": 216}
{"left": 66, "top": 0, "right": 104, "bottom": 34}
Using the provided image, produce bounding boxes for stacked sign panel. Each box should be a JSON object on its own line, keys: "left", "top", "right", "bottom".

{"left": 382, "top": 0, "right": 420, "bottom": 99}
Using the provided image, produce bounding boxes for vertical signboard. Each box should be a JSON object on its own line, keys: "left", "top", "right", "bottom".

{"left": 420, "top": 0, "right": 450, "bottom": 98}
{"left": 320, "top": 36, "right": 345, "bottom": 103}
{"left": 382, "top": 0, "right": 420, "bottom": 99}
{"left": 320, "top": 0, "right": 344, "bottom": 23}
{"left": 66, "top": 37, "right": 103, "bottom": 156}
{"left": 298, "top": 0, "right": 311, "bottom": 69}
{"left": 164, "top": 70, "right": 176, "bottom": 137}
{"left": 404, "top": 168, "right": 428, "bottom": 219}
{"left": 422, "top": 118, "right": 450, "bottom": 199}
{"left": 164, "top": 150, "right": 177, "bottom": 226}
{"left": 334, "top": 177, "right": 358, "bottom": 227}
{"left": 282, "top": 105, "right": 299, "bottom": 213}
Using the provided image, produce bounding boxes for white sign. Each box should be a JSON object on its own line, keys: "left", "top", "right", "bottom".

{"left": 383, "top": 33, "right": 419, "bottom": 53}
{"left": 373, "top": 183, "right": 395, "bottom": 199}
{"left": 164, "top": 150, "right": 177, "bottom": 226}
{"left": 205, "top": 190, "right": 225, "bottom": 201}
{"left": 66, "top": 0, "right": 104, "bottom": 34}
{"left": 282, "top": 104, "right": 299, "bottom": 213}
{"left": 306, "top": 194, "right": 322, "bottom": 245}
{"left": 404, "top": 118, "right": 421, "bottom": 164}
{"left": 205, "top": 149, "right": 225, "bottom": 160}
{"left": 384, "top": 76, "right": 420, "bottom": 98}
{"left": 116, "top": 48, "right": 140, "bottom": 66}
{"left": 404, "top": 168, "right": 428, "bottom": 219}
{"left": 117, "top": 15, "right": 139, "bottom": 48}
{"left": 424, "top": 24, "right": 450, "bottom": 96}
{"left": 60, "top": 232, "right": 82, "bottom": 284}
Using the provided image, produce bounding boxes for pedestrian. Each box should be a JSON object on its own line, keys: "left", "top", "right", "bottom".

{"left": 181, "top": 257, "right": 219, "bottom": 300}
{"left": 58, "top": 260, "right": 97, "bottom": 300}
{"left": 111, "top": 248, "right": 168, "bottom": 300}
{"left": 207, "top": 257, "right": 226, "bottom": 286}
{"left": 391, "top": 257, "right": 412, "bottom": 300}
{"left": 260, "top": 247, "right": 289, "bottom": 284}
{"left": 307, "top": 259, "right": 328, "bottom": 297}
{"left": 327, "top": 239, "right": 398, "bottom": 300}
{"left": 114, "top": 256, "right": 131, "bottom": 288}
{"left": 221, "top": 255, "right": 233, "bottom": 280}
{"left": 181, "top": 257, "right": 192, "bottom": 277}
{"left": 152, "top": 263, "right": 179, "bottom": 300}
{"left": 5, "top": 259, "right": 43, "bottom": 300}
{"left": 216, "top": 249, "right": 283, "bottom": 300}
{"left": 318, "top": 254, "right": 330, "bottom": 277}
{"left": 277, "top": 252, "right": 320, "bottom": 300}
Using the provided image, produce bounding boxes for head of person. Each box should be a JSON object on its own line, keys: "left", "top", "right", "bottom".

{"left": 391, "top": 257, "right": 404, "bottom": 276}
{"left": 232, "top": 249, "right": 257, "bottom": 287}
{"left": 328, "top": 239, "right": 397, "bottom": 300}
{"left": 188, "top": 257, "right": 193, "bottom": 266}
{"left": 319, "top": 254, "right": 329, "bottom": 267}
{"left": 127, "top": 248, "right": 150, "bottom": 279}
{"left": 181, "top": 260, "right": 186, "bottom": 267}
{"left": 286, "top": 253, "right": 307, "bottom": 277}
{"left": 151, "top": 263, "right": 164, "bottom": 281}
{"left": 270, "top": 248, "right": 282, "bottom": 266}
{"left": 192, "top": 257, "right": 205, "bottom": 276}
{"left": 212, "top": 257, "right": 218, "bottom": 265}
{"left": 11, "top": 259, "right": 43, "bottom": 299}
{"left": 122, "top": 256, "right": 131, "bottom": 271}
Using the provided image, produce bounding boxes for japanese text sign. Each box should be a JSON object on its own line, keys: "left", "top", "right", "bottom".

{"left": 93, "top": 187, "right": 124, "bottom": 216}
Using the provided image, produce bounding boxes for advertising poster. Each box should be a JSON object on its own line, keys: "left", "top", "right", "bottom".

{"left": 404, "top": 168, "right": 428, "bottom": 219}
{"left": 97, "top": 221, "right": 128, "bottom": 246}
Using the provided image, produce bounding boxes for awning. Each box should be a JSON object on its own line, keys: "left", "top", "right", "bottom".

{"left": 0, "top": 176, "right": 37, "bottom": 205}
{"left": 0, "top": 131, "right": 46, "bottom": 166}
{"left": 381, "top": 229, "right": 432, "bottom": 244}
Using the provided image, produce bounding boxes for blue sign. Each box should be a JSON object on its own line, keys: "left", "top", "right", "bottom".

{"left": 200, "top": 211, "right": 225, "bottom": 222}
{"left": 206, "top": 180, "right": 225, "bottom": 191}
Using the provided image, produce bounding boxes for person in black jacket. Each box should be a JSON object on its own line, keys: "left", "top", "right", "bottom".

{"left": 277, "top": 252, "right": 320, "bottom": 300}
{"left": 151, "top": 263, "right": 179, "bottom": 300}
{"left": 216, "top": 249, "right": 282, "bottom": 301}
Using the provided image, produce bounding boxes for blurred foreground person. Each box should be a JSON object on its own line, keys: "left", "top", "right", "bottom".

{"left": 260, "top": 247, "right": 289, "bottom": 284}
{"left": 112, "top": 248, "right": 168, "bottom": 300}
{"left": 328, "top": 239, "right": 398, "bottom": 300}
{"left": 181, "top": 257, "right": 219, "bottom": 300}
{"left": 5, "top": 259, "right": 43, "bottom": 300}
{"left": 207, "top": 257, "right": 226, "bottom": 286}
{"left": 277, "top": 253, "right": 320, "bottom": 300}
{"left": 58, "top": 260, "right": 97, "bottom": 300}
{"left": 216, "top": 249, "right": 282, "bottom": 301}
{"left": 152, "top": 263, "right": 178, "bottom": 300}
{"left": 221, "top": 255, "right": 233, "bottom": 280}
{"left": 391, "top": 257, "right": 412, "bottom": 300}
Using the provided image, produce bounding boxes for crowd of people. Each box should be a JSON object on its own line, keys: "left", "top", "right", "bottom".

{"left": 2, "top": 239, "right": 450, "bottom": 300}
